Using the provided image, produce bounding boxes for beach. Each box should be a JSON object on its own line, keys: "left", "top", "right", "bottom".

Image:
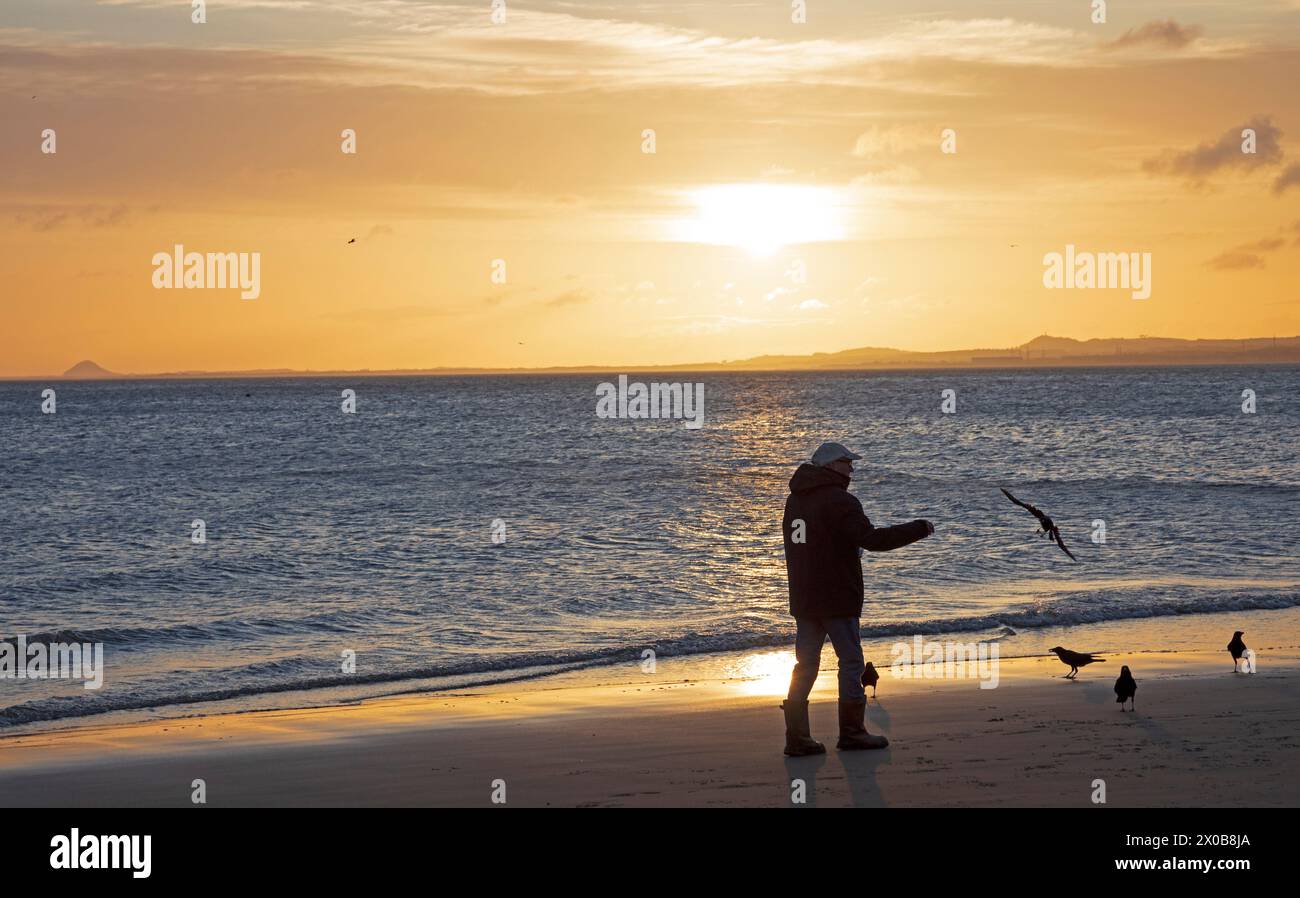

{"left": 3, "top": 371, "right": 1298, "bottom": 809}
{"left": 4, "top": 609, "right": 1298, "bottom": 808}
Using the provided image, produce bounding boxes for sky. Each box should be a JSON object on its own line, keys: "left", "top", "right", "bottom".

{"left": 2, "top": 0, "right": 1299, "bottom": 375}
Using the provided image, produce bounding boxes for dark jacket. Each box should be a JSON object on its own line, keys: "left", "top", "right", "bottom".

{"left": 782, "top": 463, "right": 930, "bottom": 619}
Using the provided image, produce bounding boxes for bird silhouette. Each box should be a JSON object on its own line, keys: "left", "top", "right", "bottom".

{"left": 1049, "top": 646, "right": 1104, "bottom": 679}
{"left": 1001, "top": 488, "right": 1077, "bottom": 561}
{"left": 861, "top": 661, "right": 880, "bottom": 699}
{"left": 1114, "top": 665, "right": 1137, "bottom": 711}
{"left": 1228, "top": 631, "right": 1247, "bottom": 671}
{"left": 347, "top": 238, "right": 356, "bottom": 244}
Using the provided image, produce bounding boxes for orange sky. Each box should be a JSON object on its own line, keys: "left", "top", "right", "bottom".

{"left": 2, "top": 1, "right": 1299, "bottom": 376}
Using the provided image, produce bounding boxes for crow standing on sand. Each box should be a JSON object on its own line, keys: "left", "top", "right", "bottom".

{"left": 1000, "top": 488, "right": 1077, "bottom": 561}
{"left": 861, "top": 661, "right": 880, "bottom": 699}
{"left": 1049, "top": 646, "right": 1105, "bottom": 679}
{"left": 1114, "top": 665, "right": 1137, "bottom": 711}
{"left": 1228, "top": 631, "right": 1248, "bottom": 671}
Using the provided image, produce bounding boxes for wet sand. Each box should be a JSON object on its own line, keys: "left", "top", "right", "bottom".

{"left": 2, "top": 646, "right": 1296, "bottom": 807}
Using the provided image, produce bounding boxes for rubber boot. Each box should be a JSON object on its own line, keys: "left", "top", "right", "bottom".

{"left": 781, "top": 699, "right": 826, "bottom": 757}
{"left": 837, "top": 699, "right": 889, "bottom": 750}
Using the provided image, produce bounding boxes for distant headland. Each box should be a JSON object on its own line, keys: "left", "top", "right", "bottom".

{"left": 30, "top": 334, "right": 1300, "bottom": 381}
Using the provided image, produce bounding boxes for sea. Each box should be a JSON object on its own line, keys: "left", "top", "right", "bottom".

{"left": 2, "top": 366, "right": 1298, "bottom": 730}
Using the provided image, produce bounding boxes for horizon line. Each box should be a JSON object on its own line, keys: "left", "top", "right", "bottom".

{"left": 16, "top": 332, "right": 1300, "bottom": 381}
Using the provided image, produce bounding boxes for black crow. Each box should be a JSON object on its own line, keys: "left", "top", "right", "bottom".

{"left": 1001, "top": 488, "right": 1077, "bottom": 561}
{"left": 1049, "top": 646, "right": 1105, "bottom": 679}
{"left": 1228, "top": 631, "right": 1247, "bottom": 671}
{"left": 1114, "top": 665, "right": 1137, "bottom": 711}
{"left": 861, "top": 661, "right": 880, "bottom": 699}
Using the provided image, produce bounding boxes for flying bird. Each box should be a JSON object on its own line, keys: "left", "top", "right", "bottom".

{"left": 1228, "top": 631, "right": 1247, "bottom": 671}
{"left": 347, "top": 238, "right": 356, "bottom": 244}
{"left": 861, "top": 661, "right": 880, "bottom": 699}
{"left": 1001, "top": 488, "right": 1077, "bottom": 561}
{"left": 1049, "top": 646, "right": 1105, "bottom": 679}
{"left": 1114, "top": 665, "right": 1137, "bottom": 711}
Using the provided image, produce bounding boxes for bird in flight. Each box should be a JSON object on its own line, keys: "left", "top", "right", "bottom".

{"left": 1114, "top": 665, "right": 1137, "bottom": 711}
{"left": 1049, "top": 646, "right": 1105, "bottom": 679}
{"left": 347, "top": 237, "right": 356, "bottom": 244}
{"left": 1000, "top": 488, "right": 1077, "bottom": 560}
{"left": 1228, "top": 631, "right": 1247, "bottom": 671}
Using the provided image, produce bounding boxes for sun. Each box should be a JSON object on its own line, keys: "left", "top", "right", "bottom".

{"left": 672, "top": 183, "right": 847, "bottom": 256}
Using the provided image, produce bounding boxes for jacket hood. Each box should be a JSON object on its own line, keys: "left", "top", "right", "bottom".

{"left": 789, "top": 462, "right": 849, "bottom": 494}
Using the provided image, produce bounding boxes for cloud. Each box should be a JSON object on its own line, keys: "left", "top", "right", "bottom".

{"left": 1274, "top": 163, "right": 1300, "bottom": 195}
{"left": 543, "top": 289, "right": 591, "bottom": 308}
{"left": 327, "top": 304, "right": 446, "bottom": 322}
{"left": 1206, "top": 251, "right": 1266, "bottom": 271}
{"left": 1143, "top": 116, "right": 1284, "bottom": 183}
{"left": 1205, "top": 230, "right": 1296, "bottom": 269}
{"left": 1, "top": 13, "right": 1130, "bottom": 100}
{"left": 1238, "top": 237, "right": 1286, "bottom": 252}
{"left": 1104, "top": 20, "right": 1204, "bottom": 51}
{"left": 852, "top": 126, "right": 919, "bottom": 158}
{"left": 797, "top": 298, "right": 829, "bottom": 310}
{"left": 9, "top": 203, "right": 129, "bottom": 231}
{"left": 850, "top": 165, "right": 922, "bottom": 186}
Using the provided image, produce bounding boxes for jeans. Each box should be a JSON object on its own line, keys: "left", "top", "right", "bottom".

{"left": 787, "top": 616, "right": 865, "bottom": 702}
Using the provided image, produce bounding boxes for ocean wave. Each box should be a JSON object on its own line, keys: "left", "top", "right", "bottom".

{"left": 4, "top": 587, "right": 1298, "bottom": 730}
{"left": 855, "top": 470, "right": 1300, "bottom": 491}
{"left": 2, "top": 608, "right": 397, "bottom": 649}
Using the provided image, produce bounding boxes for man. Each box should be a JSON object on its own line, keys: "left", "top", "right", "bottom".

{"left": 781, "top": 441, "right": 934, "bottom": 756}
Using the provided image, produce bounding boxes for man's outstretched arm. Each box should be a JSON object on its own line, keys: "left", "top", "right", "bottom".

{"left": 841, "top": 503, "right": 933, "bottom": 552}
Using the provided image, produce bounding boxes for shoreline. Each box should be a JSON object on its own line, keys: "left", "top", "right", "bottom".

{"left": 2, "top": 609, "right": 1298, "bottom": 807}
{"left": 3, "top": 604, "right": 1298, "bottom": 741}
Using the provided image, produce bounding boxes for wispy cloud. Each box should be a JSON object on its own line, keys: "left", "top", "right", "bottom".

{"left": 543, "top": 289, "right": 591, "bottom": 308}
{"left": 8, "top": 203, "right": 130, "bottom": 231}
{"left": 10, "top": 7, "right": 1252, "bottom": 98}
{"left": 1274, "top": 163, "right": 1300, "bottom": 195}
{"left": 1207, "top": 250, "right": 1267, "bottom": 270}
{"left": 1144, "top": 116, "right": 1284, "bottom": 185}
{"left": 1104, "top": 19, "right": 1204, "bottom": 51}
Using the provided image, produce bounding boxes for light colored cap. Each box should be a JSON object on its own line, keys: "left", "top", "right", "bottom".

{"left": 811, "top": 441, "right": 862, "bottom": 467}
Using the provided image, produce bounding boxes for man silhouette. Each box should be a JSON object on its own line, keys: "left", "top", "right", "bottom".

{"left": 781, "top": 441, "right": 934, "bottom": 755}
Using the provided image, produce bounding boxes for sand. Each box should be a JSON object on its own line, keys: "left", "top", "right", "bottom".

{"left": 2, "top": 646, "right": 1297, "bottom": 807}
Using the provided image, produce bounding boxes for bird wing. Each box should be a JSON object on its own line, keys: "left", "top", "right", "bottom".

{"left": 1052, "top": 528, "right": 1078, "bottom": 562}
{"left": 1001, "top": 488, "right": 1048, "bottom": 525}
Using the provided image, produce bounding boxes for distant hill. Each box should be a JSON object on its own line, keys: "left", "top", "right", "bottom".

{"left": 693, "top": 334, "right": 1300, "bottom": 371}
{"left": 23, "top": 335, "right": 1300, "bottom": 381}
{"left": 62, "top": 360, "right": 119, "bottom": 379}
